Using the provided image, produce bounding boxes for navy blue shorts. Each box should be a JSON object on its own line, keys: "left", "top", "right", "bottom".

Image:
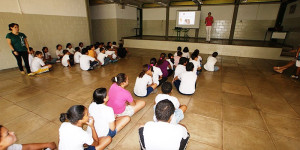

{"left": 107, "top": 129, "right": 117, "bottom": 138}
{"left": 84, "top": 146, "right": 95, "bottom": 150}
{"left": 134, "top": 87, "right": 154, "bottom": 97}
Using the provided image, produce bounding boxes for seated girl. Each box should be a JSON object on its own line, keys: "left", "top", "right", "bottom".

{"left": 134, "top": 64, "right": 158, "bottom": 97}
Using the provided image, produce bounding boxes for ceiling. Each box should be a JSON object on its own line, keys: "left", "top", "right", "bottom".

{"left": 89, "top": 0, "right": 282, "bottom": 8}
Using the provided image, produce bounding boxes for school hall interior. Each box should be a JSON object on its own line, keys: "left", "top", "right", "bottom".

{"left": 1, "top": 0, "right": 300, "bottom": 149}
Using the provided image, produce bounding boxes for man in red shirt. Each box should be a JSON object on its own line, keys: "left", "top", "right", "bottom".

{"left": 205, "top": 12, "right": 214, "bottom": 42}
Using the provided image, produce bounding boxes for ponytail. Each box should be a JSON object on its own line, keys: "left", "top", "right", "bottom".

{"left": 157, "top": 53, "right": 166, "bottom": 66}
{"left": 59, "top": 113, "right": 68, "bottom": 122}
{"left": 111, "top": 73, "right": 127, "bottom": 86}
{"left": 139, "top": 64, "right": 152, "bottom": 78}
{"left": 59, "top": 105, "right": 85, "bottom": 124}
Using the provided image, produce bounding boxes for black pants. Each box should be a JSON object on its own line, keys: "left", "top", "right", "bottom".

{"left": 12, "top": 51, "right": 31, "bottom": 73}
{"left": 158, "top": 77, "right": 168, "bottom": 86}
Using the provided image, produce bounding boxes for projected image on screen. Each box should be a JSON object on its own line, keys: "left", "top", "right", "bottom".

{"left": 178, "top": 12, "right": 195, "bottom": 25}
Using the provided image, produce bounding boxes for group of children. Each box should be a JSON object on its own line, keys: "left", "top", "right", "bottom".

{"left": 26, "top": 41, "right": 128, "bottom": 75}
{"left": 133, "top": 46, "right": 220, "bottom": 97}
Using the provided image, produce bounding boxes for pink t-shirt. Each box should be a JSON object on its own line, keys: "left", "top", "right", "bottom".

{"left": 205, "top": 16, "right": 213, "bottom": 26}
{"left": 107, "top": 83, "right": 133, "bottom": 114}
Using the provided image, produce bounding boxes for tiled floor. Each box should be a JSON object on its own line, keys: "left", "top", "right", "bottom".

{"left": 1, "top": 48, "right": 300, "bottom": 150}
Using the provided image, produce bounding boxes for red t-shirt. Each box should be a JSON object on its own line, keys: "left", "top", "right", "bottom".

{"left": 205, "top": 16, "right": 213, "bottom": 26}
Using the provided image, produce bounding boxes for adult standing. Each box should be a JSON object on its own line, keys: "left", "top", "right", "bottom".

{"left": 6, "top": 23, "right": 31, "bottom": 74}
{"left": 205, "top": 12, "right": 214, "bottom": 43}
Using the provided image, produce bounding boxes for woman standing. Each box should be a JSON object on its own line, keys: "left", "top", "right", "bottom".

{"left": 6, "top": 23, "right": 31, "bottom": 74}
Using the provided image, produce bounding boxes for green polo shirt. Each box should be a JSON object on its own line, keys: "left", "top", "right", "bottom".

{"left": 6, "top": 32, "right": 27, "bottom": 52}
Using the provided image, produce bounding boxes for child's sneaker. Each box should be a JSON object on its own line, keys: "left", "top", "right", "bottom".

{"left": 291, "top": 75, "right": 299, "bottom": 79}
{"left": 151, "top": 88, "right": 158, "bottom": 94}
{"left": 28, "top": 72, "right": 35, "bottom": 76}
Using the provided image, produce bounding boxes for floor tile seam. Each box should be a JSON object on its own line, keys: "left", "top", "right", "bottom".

{"left": 223, "top": 120, "right": 268, "bottom": 132}
{"left": 257, "top": 109, "right": 300, "bottom": 119}
{"left": 186, "top": 112, "right": 222, "bottom": 122}
{"left": 222, "top": 102, "right": 260, "bottom": 112}
{"left": 188, "top": 139, "right": 222, "bottom": 150}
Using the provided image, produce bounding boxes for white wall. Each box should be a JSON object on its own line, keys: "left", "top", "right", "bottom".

{"left": 0, "top": 0, "right": 87, "bottom": 17}
{"left": 90, "top": 4, "right": 137, "bottom": 19}
{"left": 237, "top": 4, "right": 280, "bottom": 20}
{"left": 143, "top": 8, "right": 166, "bottom": 20}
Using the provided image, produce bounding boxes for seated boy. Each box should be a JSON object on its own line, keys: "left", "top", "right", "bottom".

{"left": 190, "top": 53, "right": 201, "bottom": 75}
{"left": 87, "top": 88, "right": 130, "bottom": 138}
{"left": 80, "top": 48, "right": 99, "bottom": 71}
{"left": 173, "top": 62, "right": 197, "bottom": 95}
{"left": 97, "top": 48, "right": 112, "bottom": 66}
{"left": 291, "top": 50, "right": 300, "bottom": 79}
{"left": 74, "top": 47, "right": 82, "bottom": 64}
{"left": 154, "top": 82, "right": 187, "bottom": 124}
{"left": 29, "top": 51, "right": 52, "bottom": 75}
{"left": 139, "top": 100, "right": 189, "bottom": 150}
{"left": 174, "top": 57, "right": 188, "bottom": 78}
{"left": 0, "top": 125, "right": 57, "bottom": 150}
{"left": 204, "top": 52, "right": 219, "bottom": 72}
{"left": 61, "top": 50, "right": 74, "bottom": 68}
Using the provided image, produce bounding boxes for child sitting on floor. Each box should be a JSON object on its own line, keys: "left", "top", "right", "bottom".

{"left": 74, "top": 47, "right": 82, "bottom": 64}
{"left": 190, "top": 53, "right": 201, "bottom": 75}
{"left": 66, "top": 43, "right": 75, "bottom": 54}
{"left": 167, "top": 53, "right": 175, "bottom": 71}
{"left": 204, "top": 52, "right": 219, "bottom": 72}
{"left": 174, "top": 51, "right": 182, "bottom": 67}
{"left": 80, "top": 48, "right": 99, "bottom": 71}
{"left": 28, "top": 47, "right": 34, "bottom": 68}
{"left": 150, "top": 58, "right": 167, "bottom": 86}
{"left": 56, "top": 44, "right": 63, "bottom": 62}
{"left": 174, "top": 46, "right": 182, "bottom": 57}
{"left": 134, "top": 64, "right": 158, "bottom": 97}
{"left": 0, "top": 125, "right": 57, "bottom": 150}
{"left": 157, "top": 53, "right": 172, "bottom": 78}
{"left": 62, "top": 50, "right": 73, "bottom": 68}
{"left": 59, "top": 105, "right": 111, "bottom": 150}
{"left": 29, "top": 51, "right": 52, "bottom": 75}
{"left": 174, "top": 57, "right": 188, "bottom": 78}
{"left": 87, "top": 88, "right": 130, "bottom": 138}
{"left": 291, "top": 49, "right": 300, "bottom": 79}
{"left": 138, "top": 100, "right": 189, "bottom": 150}
{"left": 182, "top": 47, "right": 190, "bottom": 58}
{"left": 173, "top": 62, "right": 197, "bottom": 95}
{"left": 42, "top": 47, "right": 57, "bottom": 64}
{"left": 154, "top": 82, "right": 187, "bottom": 124}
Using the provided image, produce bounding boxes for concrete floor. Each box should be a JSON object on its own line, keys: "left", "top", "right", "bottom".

{"left": 0, "top": 48, "right": 300, "bottom": 150}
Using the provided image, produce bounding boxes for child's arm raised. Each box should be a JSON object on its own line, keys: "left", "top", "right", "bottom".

{"left": 86, "top": 116, "right": 99, "bottom": 146}
{"left": 22, "top": 142, "right": 57, "bottom": 150}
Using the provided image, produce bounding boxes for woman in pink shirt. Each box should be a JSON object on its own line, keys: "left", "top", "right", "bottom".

{"left": 107, "top": 73, "right": 146, "bottom": 117}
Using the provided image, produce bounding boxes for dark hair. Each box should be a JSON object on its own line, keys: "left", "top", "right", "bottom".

{"left": 186, "top": 62, "right": 194, "bottom": 71}
{"left": 85, "top": 46, "right": 91, "bottom": 50}
{"left": 66, "top": 43, "right": 72, "bottom": 48}
{"left": 179, "top": 57, "right": 188, "bottom": 65}
{"left": 60, "top": 105, "right": 86, "bottom": 124}
{"left": 150, "top": 58, "right": 157, "bottom": 66}
{"left": 75, "top": 47, "right": 80, "bottom": 52}
{"left": 35, "top": 51, "right": 42, "bottom": 56}
{"left": 208, "top": 12, "right": 212, "bottom": 15}
{"left": 193, "top": 49, "right": 199, "bottom": 56}
{"left": 212, "top": 52, "right": 218, "bottom": 57}
{"left": 100, "top": 47, "right": 105, "bottom": 52}
{"left": 79, "top": 42, "right": 83, "bottom": 46}
{"left": 111, "top": 73, "right": 127, "bottom": 86}
{"left": 177, "top": 46, "right": 182, "bottom": 51}
{"left": 157, "top": 53, "right": 166, "bottom": 66}
{"left": 139, "top": 64, "right": 152, "bottom": 78}
{"left": 8, "top": 23, "right": 18, "bottom": 31}
{"left": 56, "top": 44, "right": 62, "bottom": 49}
{"left": 155, "top": 100, "right": 175, "bottom": 122}
{"left": 42, "top": 46, "right": 47, "bottom": 52}
{"left": 63, "top": 50, "right": 69, "bottom": 54}
{"left": 81, "top": 48, "right": 88, "bottom": 54}
{"left": 29, "top": 47, "right": 33, "bottom": 51}
{"left": 119, "top": 44, "right": 124, "bottom": 48}
{"left": 93, "top": 88, "right": 107, "bottom": 104}
{"left": 161, "top": 82, "right": 172, "bottom": 94}
{"left": 107, "top": 42, "right": 112, "bottom": 48}
{"left": 177, "top": 51, "right": 183, "bottom": 56}
{"left": 112, "top": 41, "right": 117, "bottom": 45}
{"left": 183, "top": 47, "right": 189, "bottom": 53}
{"left": 168, "top": 53, "right": 174, "bottom": 64}
{"left": 191, "top": 53, "right": 197, "bottom": 60}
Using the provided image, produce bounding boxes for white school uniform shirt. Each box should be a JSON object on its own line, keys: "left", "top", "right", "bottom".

{"left": 28, "top": 54, "right": 34, "bottom": 68}
{"left": 95, "top": 48, "right": 100, "bottom": 55}
{"left": 62, "top": 55, "right": 70, "bottom": 67}
{"left": 174, "top": 52, "right": 178, "bottom": 57}
{"left": 56, "top": 50, "right": 63, "bottom": 58}
{"left": 155, "top": 94, "right": 180, "bottom": 109}
{"left": 204, "top": 56, "right": 217, "bottom": 71}
{"left": 190, "top": 56, "right": 202, "bottom": 66}
{"left": 67, "top": 48, "right": 75, "bottom": 54}
{"left": 97, "top": 53, "right": 108, "bottom": 65}
{"left": 134, "top": 74, "right": 153, "bottom": 97}
{"left": 7, "top": 144, "right": 22, "bottom": 150}
{"left": 30, "top": 57, "right": 45, "bottom": 72}
{"left": 182, "top": 52, "right": 190, "bottom": 58}
{"left": 80, "top": 55, "right": 95, "bottom": 71}
{"left": 152, "top": 66, "right": 162, "bottom": 85}
{"left": 190, "top": 59, "right": 201, "bottom": 73}
{"left": 43, "top": 52, "right": 51, "bottom": 60}
{"left": 105, "top": 50, "right": 117, "bottom": 59}
{"left": 143, "top": 121, "right": 188, "bottom": 150}
{"left": 87, "top": 103, "right": 115, "bottom": 137}
{"left": 59, "top": 122, "right": 93, "bottom": 150}
{"left": 74, "top": 51, "right": 82, "bottom": 64}
{"left": 166, "top": 59, "right": 174, "bottom": 70}
{"left": 178, "top": 71, "right": 197, "bottom": 94}
{"left": 174, "top": 64, "right": 186, "bottom": 78}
